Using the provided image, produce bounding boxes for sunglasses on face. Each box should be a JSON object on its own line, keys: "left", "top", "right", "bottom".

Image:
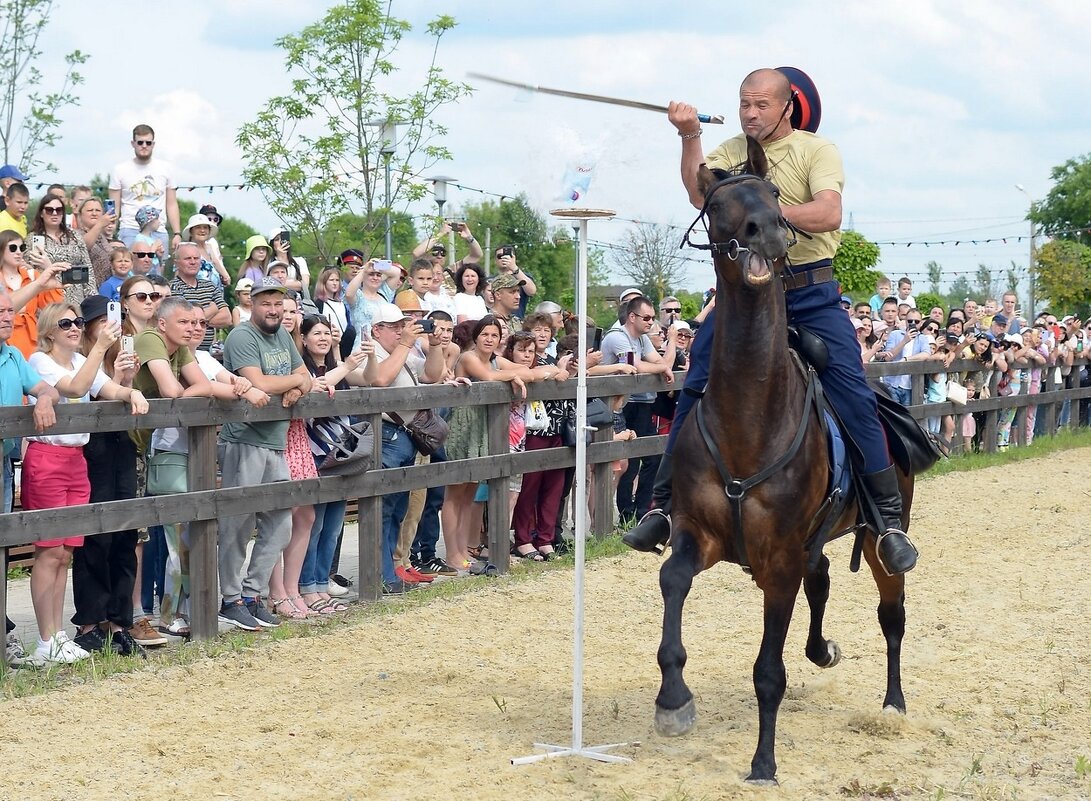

{"left": 42, "top": 205, "right": 64, "bottom": 214}
{"left": 132, "top": 252, "right": 155, "bottom": 259}
{"left": 191, "top": 319, "right": 208, "bottom": 328}
{"left": 663, "top": 307, "right": 682, "bottom": 314}
{"left": 6, "top": 243, "right": 26, "bottom": 253}
{"left": 126, "top": 291, "right": 162, "bottom": 302}
{"left": 633, "top": 314, "right": 655, "bottom": 322}
{"left": 206, "top": 216, "right": 222, "bottom": 225}
{"left": 57, "top": 317, "right": 86, "bottom": 330}
{"left": 135, "top": 140, "right": 155, "bottom": 146}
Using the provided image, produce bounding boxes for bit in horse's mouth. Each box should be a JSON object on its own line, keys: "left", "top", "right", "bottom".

{"left": 746, "top": 252, "right": 773, "bottom": 285}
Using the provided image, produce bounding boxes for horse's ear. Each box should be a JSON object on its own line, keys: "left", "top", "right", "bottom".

{"left": 697, "top": 164, "right": 715, "bottom": 197}
{"left": 744, "top": 135, "right": 769, "bottom": 179}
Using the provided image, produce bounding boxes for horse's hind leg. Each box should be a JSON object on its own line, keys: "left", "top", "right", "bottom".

{"left": 803, "top": 553, "right": 841, "bottom": 668}
{"left": 654, "top": 529, "right": 701, "bottom": 737}
{"left": 748, "top": 583, "right": 799, "bottom": 785}
{"left": 863, "top": 543, "right": 907, "bottom": 713}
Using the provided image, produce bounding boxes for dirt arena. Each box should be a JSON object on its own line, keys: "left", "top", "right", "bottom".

{"left": 2, "top": 454, "right": 1090, "bottom": 801}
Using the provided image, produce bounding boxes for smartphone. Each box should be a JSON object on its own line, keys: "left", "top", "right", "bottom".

{"left": 104, "top": 199, "right": 116, "bottom": 216}
{"left": 120, "top": 335, "right": 135, "bottom": 354}
{"left": 452, "top": 222, "right": 466, "bottom": 232}
{"left": 945, "top": 333, "right": 959, "bottom": 345}
{"left": 314, "top": 365, "right": 327, "bottom": 377}
{"left": 500, "top": 246, "right": 514, "bottom": 258}
{"left": 592, "top": 327, "right": 603, "bottom": 350}
{"left": 60, "top": 264, "right": 90, "bottom": 284}
{"left": 374, "top": 259, "right": 393, "bottom": 272}
{"left": 31, "top": 234, "right": 46, "bottom": 251}
{"left": 419, "top": 318, "right": 436, "bottom": 334}
{"left": 106, "top": 300, "right": 122, "bottom": 327}
{"left": 280, "top": 230, "right": 291, "bottom": 244}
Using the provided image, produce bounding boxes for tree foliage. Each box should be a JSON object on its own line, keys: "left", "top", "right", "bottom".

{"left": 235, "top": 1, "right": 470, "bottom": 265}
{"left": 0, "top": 0, "right": 88, "bottom": 173}
{"left": 1033, "top": 239, "right": 1091, "bottom": 318}
{"left": 610, "top": 223, "right": 686, "bottom": 303}
{"left": 1029, "top": 154, "right": 1091, "bottom": 247}
{"left": 926, "top": 260, "right": 942, "bottom": 295}
{"left": 831, "top": 229, "right": 882, "bottom": 296}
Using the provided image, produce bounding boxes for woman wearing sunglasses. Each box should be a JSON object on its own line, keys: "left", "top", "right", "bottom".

{"left": 22, "top": 302, "right": 147, "bottom": 665}
{"left": 26, "top": 194, "right": 97, "bottom": 306}
{"left": 0, "top": 229, "right": 65, "bottom": 357}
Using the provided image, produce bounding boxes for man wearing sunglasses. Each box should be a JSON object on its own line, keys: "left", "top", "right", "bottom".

{"left": 600, "top": 294, "right": 676, "bottom": 521}
{"left": 109, "top": 124, "right": 180, "bottom": 255}
{"left": 169, "top": 242, "right": 230, "bottom": 351}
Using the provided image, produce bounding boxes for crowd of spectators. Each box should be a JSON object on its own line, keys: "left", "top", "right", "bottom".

{"left": 0, "top": 127, "right": 701, "bottom": 668}
{"left": 849, "top": 274, "right": 1085, "bottom": 451}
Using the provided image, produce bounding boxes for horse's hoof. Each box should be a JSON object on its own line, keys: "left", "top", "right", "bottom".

{"left": 882, "top": 704, "right": 906, "bottom": 715}
{"left": 822, "top": 641, "right": 841, "bottom": 668}
{"left": 745, "top": 776, "right": 779, "bottom": 787}
{"left": 654, "top": 698, "right": 697, "bottom": 737}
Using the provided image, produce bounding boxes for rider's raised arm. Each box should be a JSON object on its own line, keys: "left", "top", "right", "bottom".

{"left": 668, "top": 101, "right": 707, "bottom": 209}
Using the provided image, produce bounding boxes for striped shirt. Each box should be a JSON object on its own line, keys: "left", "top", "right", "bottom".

{"left": 170, "top": 276, "right": 224, "bottom": 350}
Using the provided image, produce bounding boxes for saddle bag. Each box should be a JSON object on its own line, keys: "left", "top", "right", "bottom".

{"left": 873, "top": 389, "right": 943, "bottom": 475}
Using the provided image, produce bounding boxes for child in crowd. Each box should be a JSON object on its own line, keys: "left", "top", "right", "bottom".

{"left": 97, "top": 248, "right": 133, "bottom": 302}
{"left": 869, "top": 276, "right": 891, "bottom": 316}
{"left": 232, "top": 277, "right": 253, "bottom": 325}
{"left": 240, "top": 236, "right": 269, "bottom": 282}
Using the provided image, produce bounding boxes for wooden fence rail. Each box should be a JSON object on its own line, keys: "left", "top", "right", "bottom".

{"left": 1, "top": 358, "right": 1088, "bottom": 641}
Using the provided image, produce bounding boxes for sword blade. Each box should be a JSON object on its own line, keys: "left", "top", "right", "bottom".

{"left": 467, "top": 72, "right": 724, "bottom": 124}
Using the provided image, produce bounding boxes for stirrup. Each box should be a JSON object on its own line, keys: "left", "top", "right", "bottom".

{"left": 622, "top": 508, "right": 672, "bottom": 555}
{"left": 874, "top": 528, "right": 919, "bottom": 577}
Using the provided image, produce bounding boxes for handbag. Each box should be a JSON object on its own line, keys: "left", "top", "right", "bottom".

{"left": 946, "top": 381, "right": 968, "bottom": 405}
{"left": 313, "top": 419, "right": 374, "bottom": 476}
{"left": 562, "top": 398, "right": 614, "bottom": 446}
{"left": 147, "top": 451, "right": 188, "bottom": 495}
{"left": 389, "top": 409, "right": 449, "bottom": 456}
{"left": 525, "top": 400, "right": 549, "bottom": 432}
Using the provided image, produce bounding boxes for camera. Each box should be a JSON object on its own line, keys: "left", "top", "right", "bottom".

{"left": 418, "top": 318, "right": 436, "bottom": 334}
{"left": 60, "top": 264, "right": 90, "bottom": 285}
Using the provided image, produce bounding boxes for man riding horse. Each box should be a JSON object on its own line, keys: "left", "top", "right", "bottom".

{"left": 623, "top": 67, "right": 918, "bottom": 576}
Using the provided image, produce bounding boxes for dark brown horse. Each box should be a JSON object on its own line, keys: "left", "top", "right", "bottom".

{"left": 653, "top": 136, "right": 912, "bottom": 784}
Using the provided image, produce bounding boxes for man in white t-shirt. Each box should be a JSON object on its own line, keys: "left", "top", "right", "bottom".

{"left": 109, "top": 124, "right": 181, "bottom": 254}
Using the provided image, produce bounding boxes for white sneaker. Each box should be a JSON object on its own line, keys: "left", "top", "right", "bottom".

{"left": 326, "top": 581, "right": 349, "bottom": 598}
{"left": 5, "top": 632, "right": 27, "bottom": 665}
{"left": 30, "top": 633, "right": 89, "bottom": 665}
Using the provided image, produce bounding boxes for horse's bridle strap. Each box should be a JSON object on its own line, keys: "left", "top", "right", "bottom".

{"left": 782, "top": 265, "right": 834, "bottom": 291}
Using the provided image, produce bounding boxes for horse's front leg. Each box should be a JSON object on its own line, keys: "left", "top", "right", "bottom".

{"left": 748, "top": 583, "right": 799, "bottom": 785}
{"left": 654, "top": 529, "right": 701, "bottom": 737}
{"left": 803, "top": 553, "right": 841, "bottom": 668}
{"left": 863, "top": 542, "right": 907, "bottom": 713}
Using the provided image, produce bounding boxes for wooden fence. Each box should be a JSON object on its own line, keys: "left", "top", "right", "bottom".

{"left": 1, "top": 357, "right": 1088, "bottom": 643}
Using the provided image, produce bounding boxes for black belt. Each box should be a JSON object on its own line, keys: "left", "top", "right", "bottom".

{"left": 783, "top": 265, "right": 834, "bottom": 291}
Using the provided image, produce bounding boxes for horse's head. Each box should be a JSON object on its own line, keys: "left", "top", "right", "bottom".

{"left": 686, "top": 135, "right": 790, "bottom": 290}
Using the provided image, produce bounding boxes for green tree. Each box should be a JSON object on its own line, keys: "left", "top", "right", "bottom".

{"left": 926, "top": 260, "right": 942, "bottom": 295}
{"left": 914, "top": 292, "right": 944, "bottom": 316}
{"left": 974, "top": 264, "right": 999, "bottom": 300}
{"left": 0, "top": 0, "right": 88, "bottom": 172}
{"left": 1029, "top": 153, "right": 1091, "bottom": 247}
{"left": 235, "top": 1, "right": 470, "bottom": 265}
{"left": 611, "top": 223, "right": 686, "bottom": 303}
{"left": 832, "top": 229, "right": 882, "bottom": 296}
{"left": 1033, "top": 239, "right": 1091, "bottom": 318}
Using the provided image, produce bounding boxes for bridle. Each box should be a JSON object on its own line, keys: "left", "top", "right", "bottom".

{"left": 680, "top": 172, "right": 804, "bottom": 264}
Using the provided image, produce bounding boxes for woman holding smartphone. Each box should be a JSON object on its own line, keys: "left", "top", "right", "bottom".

{"left": 27, "top": 194, "right": 97, "bottom": 306}
{"left": 0, "top": 229, "right": 65, "bottom": 357}
{"left": 23, "top": 302, "right": 147, "bottom": 665}
{"left": 76, "top": 197, "right": 118, "bottom": 286}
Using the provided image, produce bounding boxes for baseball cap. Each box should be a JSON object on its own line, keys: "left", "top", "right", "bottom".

{"left": 135, "top": 206, "right": 161, "bottom": 228}
{"left": 492, "top": 273, "right": 526, "bottom": 291}
{"left": 674, "top": 320, "right": 693, "bottom": 333}
{"left": 430, "top": 244, "right": 447, "bottom": 256}
{"left": 265, "top": 259, "right": 290, "bottom": 276}
{"left": 840, "top": 294, "right": 852, "bottom": 306}
{"left": 0, "top": 164, "right": 28, "bottom": 181}
{"left": 80, "top": 295, "right": 110, "bottom": 324}
{"left": 269, "top": 227, "right": 289, "bottom": 243}
{"left": 992, "top": 312, "right": 1009, "bottom": 325}
{"left": 1004, "top": 333, "right": 1024, "bottom": 346}
{"left": 619, "top": 287, "right": 642, "bottom": 301}
{"left": 234, "top": 277, "right": 254, "bottom": 293}
{"left": 371, "top": 303, "right": 409, "bottom": 328}
{"left": 251, "top": 277, "right": 288, "bottom": 297}
{"left": 394, "top": 289, "right": 424, "bottom": 312}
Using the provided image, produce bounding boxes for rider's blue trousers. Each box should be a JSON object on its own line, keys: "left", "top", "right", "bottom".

{"left": 666, "top": 277, "right": 891, "bottom": 475}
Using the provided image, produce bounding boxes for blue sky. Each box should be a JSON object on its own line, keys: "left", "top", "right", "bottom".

{"left": 21, "top": 0, "right": 1091, "bottom": 306}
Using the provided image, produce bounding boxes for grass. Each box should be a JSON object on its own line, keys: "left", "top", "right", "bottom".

{"left": 0, "top": 526, "right": 634, "bottom": 699}
{"left": 5, "top": 565, "right": 29, "bottom": 581}
{"left": 921, "top": 427, "right": 1091, "bottom": 478}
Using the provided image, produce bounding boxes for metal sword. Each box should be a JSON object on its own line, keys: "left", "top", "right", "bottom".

{"left": 468, "top": 72, "right": 725, "bottom": 124}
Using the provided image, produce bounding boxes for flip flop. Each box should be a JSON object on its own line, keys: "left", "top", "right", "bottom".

{"left": 307, "top": 598, "right": 338, "bottom": 616}
{"left": 512, "top": 547, "right": 544, "bottom": 562}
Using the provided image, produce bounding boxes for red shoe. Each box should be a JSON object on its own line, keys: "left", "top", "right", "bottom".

{"left": 395, "top": 565, "right": 427, "bottom": 584}
{"left": 404, "top": 566, "right": 434, "bottom": 583}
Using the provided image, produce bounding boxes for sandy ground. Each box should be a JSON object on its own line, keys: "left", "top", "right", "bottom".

{"left": 2, "top": 454, "right": 1091, "bottom": 801}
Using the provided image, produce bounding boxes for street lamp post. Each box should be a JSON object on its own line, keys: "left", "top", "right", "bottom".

{"left": 430, "top": 176, "right": 457, "bottom": 266}
{"left": 379, "top": 122, "right": 398, "bottom": 260}
{"left": 1015, "top": 183, "right": 1036, "bottom": 318}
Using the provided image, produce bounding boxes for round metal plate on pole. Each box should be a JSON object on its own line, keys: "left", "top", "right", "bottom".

{"left": 512, "top": 207, "right": 631, "bottom": 766}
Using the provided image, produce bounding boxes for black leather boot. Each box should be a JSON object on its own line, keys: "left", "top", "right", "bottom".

{"left": 862, "top": 466, "right": 918, "bottom": 575}
{"left": 622, "top": 453, "right": 672, "bottom": 555}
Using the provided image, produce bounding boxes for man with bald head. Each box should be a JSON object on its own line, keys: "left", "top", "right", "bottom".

{"left": 623, "top": 67, "right": 919, "bottom": 577}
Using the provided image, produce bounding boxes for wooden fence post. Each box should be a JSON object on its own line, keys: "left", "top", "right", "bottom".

{"left": 358, "top": 413, "right": 384, "bottom": 602}
{"left": 590, "top": 423, "right": 614, "bottom": 537}
{"left": 0, "top": 545, "right": 8, "bottom": 668}
{"left": 486, "top": 401, "right": 511, "bottom": 575}
{"left": 188, "top": 424, "right": 220, "bottom": 641}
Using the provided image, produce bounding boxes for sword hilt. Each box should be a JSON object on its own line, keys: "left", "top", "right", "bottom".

{"left": 697, "top": 113, "right": 725, "bottom": 125}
